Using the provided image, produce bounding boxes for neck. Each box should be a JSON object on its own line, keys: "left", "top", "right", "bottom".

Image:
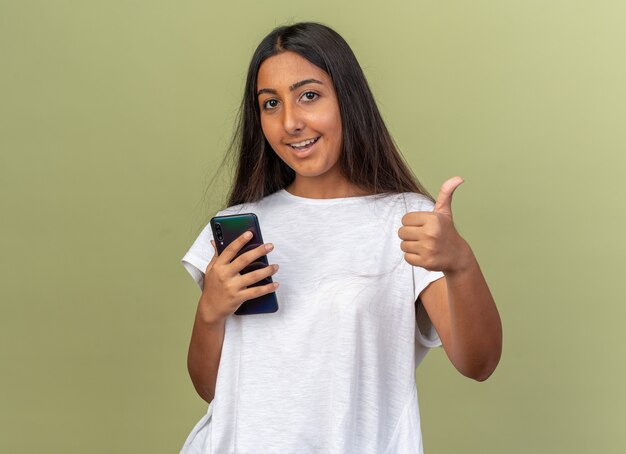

{"left": 286, "top": 175, "right": 370, "bottom": 199}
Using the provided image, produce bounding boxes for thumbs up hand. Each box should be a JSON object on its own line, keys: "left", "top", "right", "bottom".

{"left": 399, "top": 176, "right": 472, "bottom": 273}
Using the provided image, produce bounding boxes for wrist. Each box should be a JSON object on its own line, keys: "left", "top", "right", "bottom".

{"left": 444, "top": 239, "right": 476, "bottom": 277}
{"left": 197, "top": 295, "right": 228, "bottom": 326}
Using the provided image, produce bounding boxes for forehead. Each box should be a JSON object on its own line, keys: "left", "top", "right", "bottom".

{"left": 257, "top": 51, "right": 330, "bottom": 88}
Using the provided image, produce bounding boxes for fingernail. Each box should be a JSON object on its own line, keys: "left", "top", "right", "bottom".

{"left": 265, "top": 243, "right": 274, "bottom": 251}
{"left": 273, "top": 264, "right": 279, "bottom": 271}
{"left": 244, "top": 231, "right": 253, "bottom": 239}
{"left": 273, "top": 282, "right": 280, "bottom": 288}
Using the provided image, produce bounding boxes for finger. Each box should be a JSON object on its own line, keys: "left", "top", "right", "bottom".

{"left": 401, "top": 212, "right": 429, "bottom": 227}
{"left": 238, "top": 263, "right": 279, "bottom": 288}
{"left": 231, "top": 242, "right": 274, "bottom": 273}
{"left": 239, "top": 281, "right": 280, "bottom": 302}
{"left": 404, "top": 252, "right": 439, "bottom": 271}
{"left": 434, "top": 176, "right": 464, "bottom": 217}
{"left": 400, "top": 240, "right": 422, "bottom": 254}
{"left": 403, "top": 252, "right": 423, "bottom": 268}
{"left": 217, "top": 231, "right": 254, "bottom": 264}
{"left": 398, "top": 226, "right": 425, "bottom": 241}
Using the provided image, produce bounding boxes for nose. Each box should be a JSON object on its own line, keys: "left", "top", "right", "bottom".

{"left": 282, "top": 103, "right": 304, "bottom": 135}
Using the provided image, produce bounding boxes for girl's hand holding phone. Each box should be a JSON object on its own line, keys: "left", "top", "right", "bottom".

{"left": 199, "top": 231, "right": 279, "bottom": 323}
{"left": 399, "top": 176, "right": 474, "bottom": 274}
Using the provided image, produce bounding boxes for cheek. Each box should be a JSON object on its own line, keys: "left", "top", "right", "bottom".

{"left": 314, "top": 110, "right": 342, "bottom": 143}
{"left": 261, "top": 120, "right": 290, "bottom": 160}
{"left": 326, "top": 114, "right": 343, "bottom": 151}
{"left": 260, "top": 118, "right": 279, "bottom": 145}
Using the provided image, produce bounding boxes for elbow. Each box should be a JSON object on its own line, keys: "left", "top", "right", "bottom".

{"left": 193, "top": 380, "right": 215, "bottom": 404}
{"left": 469, "top": 334, "right": 503, "bottom": 382}
{"left": 461, "top": 359, "right": 499, "bottom": 382}
{"left": 201, "top": 392, "right": 214, "bottom": 405}
{"left": 457, "top": 347, "right": 502, "bottom": 382}
{"left": 471, "top": 366, "right": 496, "bottom": 382}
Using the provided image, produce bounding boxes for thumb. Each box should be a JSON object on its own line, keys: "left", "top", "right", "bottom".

{"left": 434, "top": 176, "right": 464, "bottom": 216}
{"left": 206, "top": 240, "right": 219, "bottom": 267}
{"left": 203, "top": 240, "right": 219, "bottom": 276}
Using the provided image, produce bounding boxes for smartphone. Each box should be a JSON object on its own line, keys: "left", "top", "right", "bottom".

{"left": 210, "top": 213, "right": 279, "bottom": 315}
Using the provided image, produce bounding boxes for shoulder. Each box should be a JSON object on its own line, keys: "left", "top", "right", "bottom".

{"left": 374, "top": 192, "right": 435, "bottom": 213}
{"left": 215, "top": 191, "right": 285, "bottom": 222}
{"left": 215, "top": 190, "right": 287, "bottom": 217}
{"left": 404, "top": 192, "right": 436, "bottom": 212}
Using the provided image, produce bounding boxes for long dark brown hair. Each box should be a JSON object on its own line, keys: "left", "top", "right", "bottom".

{"left": 226, "top": 22, "right": 431, "bottom": 206}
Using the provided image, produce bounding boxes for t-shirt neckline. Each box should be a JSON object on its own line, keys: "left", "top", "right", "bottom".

{"left": 276, "top": 189, "right": 386, "bottom": 205}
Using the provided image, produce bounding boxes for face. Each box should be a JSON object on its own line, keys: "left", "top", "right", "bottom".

{"left": 256, "top": 51, "right": 344, "bottom": 191}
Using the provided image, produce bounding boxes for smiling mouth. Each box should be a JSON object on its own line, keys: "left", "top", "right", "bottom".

{"left": 289, "top": 137, "right": 320, "bottom": 151}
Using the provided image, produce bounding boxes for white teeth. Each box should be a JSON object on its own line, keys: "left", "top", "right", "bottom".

{"left": 290, "top": 137, "right": 318, "bottom": 148}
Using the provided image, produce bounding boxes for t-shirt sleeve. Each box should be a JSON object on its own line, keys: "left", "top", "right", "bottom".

{"left": 181, "top": 222, "right": 215, "bottom": 291}
{"left": 413, "top": 268, "right": 444, "bottom": 348}
{"left": 403, "top": 193, "right": 445, "bottom": 348}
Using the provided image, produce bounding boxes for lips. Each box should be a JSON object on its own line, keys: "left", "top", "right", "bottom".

{"left": 288, "top": 136, "right": 319, "bottom": 151}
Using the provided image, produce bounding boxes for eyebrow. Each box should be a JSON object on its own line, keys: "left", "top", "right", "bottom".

{"left": 257, "top": 78, "right": 323, "bottom": 96}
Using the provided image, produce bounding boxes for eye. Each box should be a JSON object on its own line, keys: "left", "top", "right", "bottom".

{"left": 262, "top": 99, "right": 279, "bottom": 110}
{"left": 301, "top": 91, "right": 319, "bottom": 102}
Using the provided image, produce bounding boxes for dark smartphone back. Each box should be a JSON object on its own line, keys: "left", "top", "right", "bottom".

{"left": 210, "top": 213, "right": 278, "bottom": 315}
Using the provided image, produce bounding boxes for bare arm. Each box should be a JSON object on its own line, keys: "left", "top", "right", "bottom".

{"left": 186, "top": 233, "right": 279, "bottom": 403}
{"left": 400, "top": 177, "right": 502, "bottom": 381}
{"left": 419, "top": 245, "right": 502, "bottom": 381}
{"left": 187, "top": 298, "right": 227, "bottom": 403}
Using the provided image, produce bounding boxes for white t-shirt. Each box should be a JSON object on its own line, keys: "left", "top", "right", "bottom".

{"left": 180, "top": 189, "right": 444, "bottom": 454}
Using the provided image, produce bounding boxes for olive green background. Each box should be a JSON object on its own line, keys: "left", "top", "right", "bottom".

{"left": 1, "top": 1, "right": 625, "bottom": 452}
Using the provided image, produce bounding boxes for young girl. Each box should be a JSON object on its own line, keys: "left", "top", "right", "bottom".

{"left": 181, "top": 22, "right": 502, "bottom": 454}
